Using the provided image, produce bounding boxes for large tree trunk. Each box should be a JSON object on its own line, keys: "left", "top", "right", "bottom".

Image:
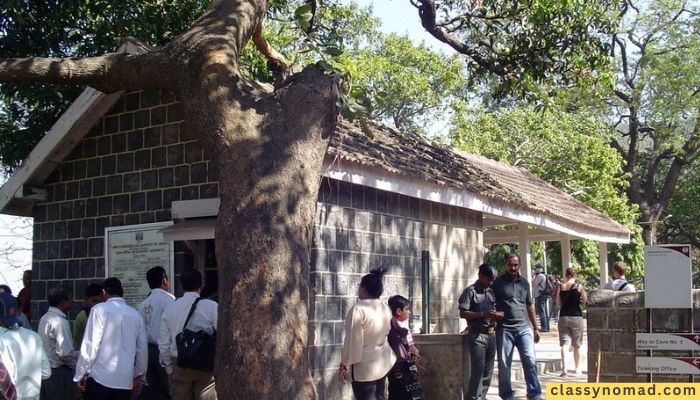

{"left": 181, "top": 66, "right": 337, "bottom": 399}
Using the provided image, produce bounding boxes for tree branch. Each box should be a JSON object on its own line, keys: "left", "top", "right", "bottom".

{"left": 252, "top": 22, "right": 290, "bottom": 76}
{"left": 0, "top": 51, "right": 172, "bottom": 93}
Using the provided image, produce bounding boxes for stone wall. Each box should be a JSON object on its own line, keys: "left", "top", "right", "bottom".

{"left": 586, "top": 289, "right": 700, "bottom": 382}
{"left": 310, "top": 178, "right": 482, "bottom": 399}
{"left": 29, "top": 90, "right": 218, "bottom": 321}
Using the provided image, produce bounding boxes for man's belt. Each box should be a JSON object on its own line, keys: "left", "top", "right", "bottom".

{"left": 473, "top": 325, "right": 496, "bottom": 334}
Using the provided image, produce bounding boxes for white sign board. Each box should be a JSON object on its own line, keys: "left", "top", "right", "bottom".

{"left": 636, "top": 357, "right": 700, "bottom": 374}
{"left": 636, "top": 333, "right": 700, "bottom": 351}
{"left": 644, "top": 245, "right": 692, "bottom": 308}
{"left": 105, "top": 222, "right": 174, "bottom": 307}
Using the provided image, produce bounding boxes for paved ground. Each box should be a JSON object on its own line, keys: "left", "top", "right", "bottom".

{"left": 486, "top": 319, "right": 589, "bottom": 399}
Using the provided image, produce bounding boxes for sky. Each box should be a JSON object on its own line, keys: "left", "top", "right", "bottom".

{"left": 0, "top": 1, "right": 457, "bottom": 293}
{"left": 355, "top": 0, "right": 455, "bottom": 53}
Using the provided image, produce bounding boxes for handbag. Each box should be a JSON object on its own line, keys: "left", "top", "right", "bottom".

{"left": 175, "top": 298, "right": 216, "bottom": 372}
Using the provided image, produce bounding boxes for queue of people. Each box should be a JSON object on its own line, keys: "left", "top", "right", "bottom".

{"left": 0, "top": 267, "right": 217, "bottom": 400}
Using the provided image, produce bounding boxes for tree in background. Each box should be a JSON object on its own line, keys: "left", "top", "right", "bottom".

{"left": 603, "top": 0, "right": 700, "bottom": 244}
{"left": 0, "top": 0, "right": 619, "bottom": 397}
{"left": 450, "top": 106, "right": 644, "bottom": 286}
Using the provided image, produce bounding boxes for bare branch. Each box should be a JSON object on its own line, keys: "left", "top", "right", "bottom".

{"left": 0, "top": 51, "right": 172, "bottom": 93}
{"left": 252, "top": 22, "right": 290, "bottom": 76}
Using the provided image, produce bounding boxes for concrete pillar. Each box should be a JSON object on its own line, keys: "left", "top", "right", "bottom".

{"left": 599, "top": 242, "right": 609, "bottom": 286}
{"left": 519, "top": 223, "right": 532, "bottom": 282}
{"left": 561, "top": 234, "right": 572, "bottom": 271}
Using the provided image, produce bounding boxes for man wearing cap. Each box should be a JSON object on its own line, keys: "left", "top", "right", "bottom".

{"left": 73, "top": 278, "right": 147, "bottom": 400}
{"left": 0, "top": 292, "right": 51, "bottom": 400}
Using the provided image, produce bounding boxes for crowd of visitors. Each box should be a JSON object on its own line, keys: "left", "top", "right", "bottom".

{"left": 0, "top": 254, "right": 629, "bottom": 400}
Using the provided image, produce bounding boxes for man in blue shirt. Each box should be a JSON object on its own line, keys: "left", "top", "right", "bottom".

{"left": 491, "top": 254, "right": 542, "bottom": 400}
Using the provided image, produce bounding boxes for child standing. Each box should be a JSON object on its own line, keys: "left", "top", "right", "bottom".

{"left": 387, "top": 295, "right": 423, "bottom": 400}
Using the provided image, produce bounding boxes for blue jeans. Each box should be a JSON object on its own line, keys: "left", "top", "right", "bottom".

{"left": 496, "top": 327, "right": 542, "bottom": 399}
{"left": 535, "top": 296, "right": 549, "bottom": 331}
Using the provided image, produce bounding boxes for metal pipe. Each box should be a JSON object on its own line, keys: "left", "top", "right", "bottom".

{"left": 421, "top": 250, "right": 430, "bottom": 334}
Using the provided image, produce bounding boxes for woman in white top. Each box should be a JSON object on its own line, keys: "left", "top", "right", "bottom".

{"left": 338, "top": 268, "right": 396, "bottom": 399}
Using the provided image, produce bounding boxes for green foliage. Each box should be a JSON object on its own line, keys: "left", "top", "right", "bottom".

{"left": 423, "top": 0, "right": 619, "bottom": 100}
{"left": 0, "top": 0, "right": 214, "bottom": 173}
{"left": 450, "top": 106, "right": 637, "bottom": 225}
{"left": 483, "top": 242, "right": 545, "bottom": 274}
{"left": 335, "top": 34, "right": 469, "bottom": 132}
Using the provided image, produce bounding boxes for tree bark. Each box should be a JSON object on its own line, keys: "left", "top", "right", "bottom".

{"left": 0, "top": 0, "right": 340, "bottom": 398}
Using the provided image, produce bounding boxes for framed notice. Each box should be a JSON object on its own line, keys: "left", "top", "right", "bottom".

{"left": 644, "top": 244, "right": 692, "bottom": 309}
{"left": 105, "top": 222, "right": 174, "bottom": 307}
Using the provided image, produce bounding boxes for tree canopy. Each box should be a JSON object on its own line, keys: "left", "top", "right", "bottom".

{"left": 0, "top": 0, "right": 624, "bottom": 397}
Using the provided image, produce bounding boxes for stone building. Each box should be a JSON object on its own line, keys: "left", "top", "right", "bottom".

{"left": 0, "top": 39, "right": 630, "bottom": 398}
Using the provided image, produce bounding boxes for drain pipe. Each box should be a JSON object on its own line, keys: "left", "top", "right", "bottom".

{"left": 421, "top": 250, "right": 430, "bottom": 334}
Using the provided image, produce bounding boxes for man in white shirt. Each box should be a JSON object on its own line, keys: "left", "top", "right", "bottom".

{"left": 73, "top": 278, "right": 147, "bottom": 400}
{"left": 605, "top": 261, "right": 637, "bottom": 292}
{"left": 0, "top": 292, "right": 51, "bottom": 400}
{"left": 159, "top": 269, "right": 217, "bottom": 400}
{"left": 138, "top": 266, "right": 175, "bottom": 400}
{"left": 38, "top": 287, "right": 78, "bottom": 400}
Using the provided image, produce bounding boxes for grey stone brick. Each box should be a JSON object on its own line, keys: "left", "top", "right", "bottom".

{"left": 60, "top": 202, "right": 72, "bottom": 220}
{"left": 184, "top": 141, "right": 203, "bottom": 163}
{"left": 47, "top": 241, "right": 60, "bottom": 259}
{"left": 338, "top": 181, "right": 352, "bottom": 207}
{"left": 88, "top": 238, "right": 103, "bottom": 257}
{"left": 351, "top": 185, "right": 364, "bottom": 209}
{"left": 181, "top": 185, "right": 198, "bottom": 200}
{"left": 134, "top": 110, "right": 150, "bottom": 129}
{"left": 111, "top": 215, "right": 124, "bottom": 226}
{"left": 79, "top": 180, "right": 92, "bottom": 198}
{"left": 34, "top": 241, "right": 46, "bottom": 260}
{"left": 131, "top": 192, "right": 145, "bottom": 212}
{"left": 134, "top": 150, "right": 151, "bottom": 170}
{"left": 143, "top": 126, "right": 161, "bottom": 148}
{"left": 373, "top": 234, "right": 386, "bottom": 255}
{"left": 151, "top": 148, "right": 167, "bottom": 168}
{"left": 87, "top": 158, "right": 102, "bottom": 177}
{"left": 124, "top": 173, "right": 140, "bottom": 192}
{"left": 83, "top": 138, "right": 97, "bottom": 158}
{"left": 54, "top": 222, "right": 67, "bottom": 239}
{"left": 326, "top": 297, "right": 341, "bottom": 320}
{"left": 155, "top": 210, "right": 171, "bottom": 222}
{"left": 80, "top": 259, "right": 96, "bottom": 278}
{"left": 60, "top": 163, "right": 74, "bottom": 182}
{"left": 81, "top": 219, "right": 95, "bottom": 238}
{"left": 355, "top": 211, "right": 369, "bottom": 231}
{"left": 158, "top": 168, "right": 174, "bottom": 188}
{"left": 41, "top": 261, "right": 54, "bottom": 280}
{"left": 140, "top": 212, "right": 155, "bottom": 223}
{"left": 120, "top": 113, "right": 133, "bottom": 132}
{"left": 167, "top": 144, "right": 184, "bottom": 165}
{"left": 95, "top": 217, "right": 110, "bottom": 235}
{"left": 113, "top": 194, "right": 129, "bottom": 214}
{"left": 335, "top": 229, "right": 349, "bottom": 251}
{"left": 54, "top": 184, "right": 66, "bottom": 202}
{"left": 68, "top": 260, "right": 80, "bottom": 279}
{"left": 125, "top": 214, "right": 140, "bottom": 225}
{"left": 60, "top": 241, "right": 73, "bottom": 259}
{"left": 112, "top": 132, "right": 126, "bottom": 153}
{"left": 321, "top": 323, "right": 334, "bottom": 344}
{"left": 322, "top": 273, "right": 334, "bottom": 294}
{"left": 162, "top": 124, "right": 179, "bottom": 145}
{"left": 117, "top": 153, "right": 134, "bottom": 173}
{"left": 47, "top": 204, "right": 59, "bottom": 221}
{"left": 106, "top": 175, "right": 122, "bottom": 195}
{"left": 199, "top": 183, "right": 217, "bottom": 198}
{"left": 335, "top": 274, "right": 350, "bottom": 296}
{"left": 127, "top": 130, "right": 144, "bottom": 151}
{"left": 163, "top": 188, "right": 180, "bottom": 208}
{"left": 97, "top": 135, "right": 112, "bottom": 156}
{"left": 146, "top": 190, "right": 163, "bottom": 210}
{"left": 206, "top": 163, "right": 218, "bottom": 181}
{"left": 67, "top": 220, "right": 81, "bottom": 238}
{"left": 108, "top": 97, "right": 125, "bottom": 114}
{"left": 73, "top": 240, "right": 87, "bottom": 258}
{"left": 191, "top": 162, "right": 207, "bottom": 184}
{"left": 141, "top": 170, "right": 158, "bottom": 190}
{"left": 174, "top": 165, "right": 189, "bottom": 186}
{"left": 151, "top": 105, "right": 167, "bottom": 125}
{"left": 98, "top": 197, "right": 112, "bottom": 215}
{"left": 142, "top": 91, "right": 161, "bottom": 108}
{"left": 321, "top": 227, "right": 336, "bottom": 249}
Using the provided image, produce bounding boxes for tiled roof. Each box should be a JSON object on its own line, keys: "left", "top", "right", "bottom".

{"left": 328, "top": 120, "right": 630, "bottom": 237}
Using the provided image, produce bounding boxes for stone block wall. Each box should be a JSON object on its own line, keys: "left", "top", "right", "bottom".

{"left": 29, "top": 90, "right": 218, "bottom": 321}
{"left": 310, "top": 178, "right": 482, "bottom": 399}
{"left": 586, "top": 289, "right": 700, "bottom": 383}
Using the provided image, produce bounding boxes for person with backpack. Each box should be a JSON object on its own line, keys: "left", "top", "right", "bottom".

{"left": 555, "top": 267, "right": 588, "bottom": 376}
{"left": 605, "top": 261, "right": 637, "bottom": 292}
{"left": 531, "top": 265, "right": 551, "bottom": 332}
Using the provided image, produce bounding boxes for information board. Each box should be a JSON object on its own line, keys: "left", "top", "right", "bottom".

{"left": 105, "top": 222, "right": 174, "bottom": 307}
{"left": 636, "top": 333, "right": 700, "bottom": 351}
{"left": 636, "top": 357, "right": 700, "bottom": 374}
{"left": 644, "top": 245, "right": 692, "bottom": 308}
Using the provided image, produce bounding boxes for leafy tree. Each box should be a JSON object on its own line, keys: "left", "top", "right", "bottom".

{"left": 657, "top": 165, "right": 700, "bottom": 249}
{"left": 450, "top": 106, "right": 644, "bottom": 282}
{"left": 338, "top": 33, "right": 469, "bottom": 132}
{"left": 0, "top": 0, "right": 618, "bottom": 397}
{"left": 598, "top": 0, "right": 700, "bottom": 244}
